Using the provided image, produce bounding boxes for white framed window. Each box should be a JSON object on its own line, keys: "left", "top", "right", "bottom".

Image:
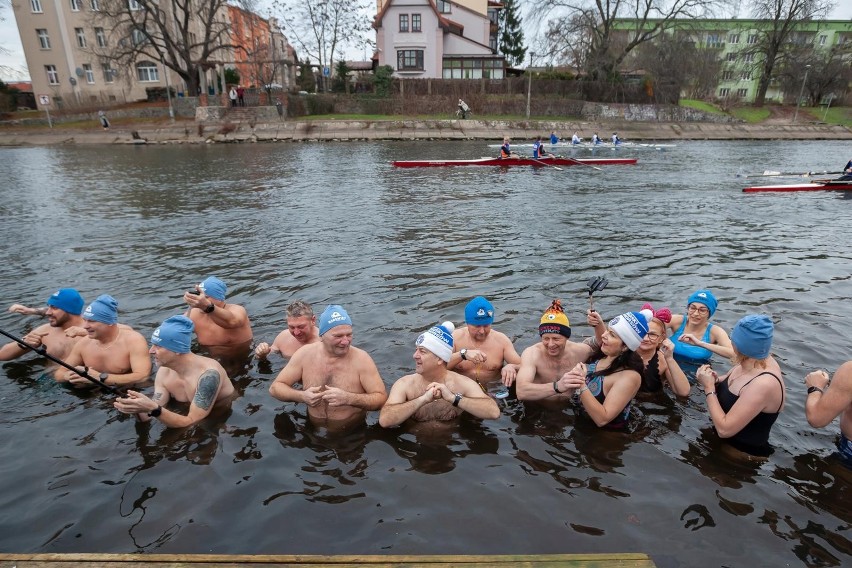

{"left": 70, "top": 0, "right": 82, "bottom": 11}
{"left": 131, "top": 28, "right": 147, "bottom": 45}
{"left": 743, "top": 53, "right": 755, "bottom": 62}
{"left": 737, "top": 88, "right": 748, "bottom": 98}
{"left": 95, "top": 27, "right": 106, "bottom": 47}
{"left": 37, "top": 29, "right": 51, "bottom": 49}
{"left": 722, "top": 71, "right": 733, "bottom": 81}
{"left": 102, "top": 63, "right": 114, "bottom": 83}
{"left": 90, "top": 0, "right": 99, "bottom": 9}
{"left": 412, "top": 14, "right": 421, "bottom": 32}
{"left": 399, "top": 14, "right": 408, "bottom": 33}
{"left": 136, "top": 61, "right": 159, "bottom": 82}
{"left": 45, "top": 64, "right": 59, "bottom": 85}
{"left": 75, "top": 28, "right": 86, "bottom": 48}
{"left": 740, "top": 71, "right": 752, "bottom": 80}
{"left": 437, "top": 0, "right": 450, "bottom": 13}
{"left": 747, "top": 34, "right": 758, "bottom": 44}
{"left": 397, "top": 49, "right": 424, "bottom": 71}
{"left": 728, "top": 34, "right": 740, "bottom": 44}
{"left": 31, "top": 0, "right": 43, "bottom": 12}
{"left": 726, "top": 52, "right": 736, "bottom": 61}
{"left": 128, "top": 0, "right": 141, "bottom": 10}
{"left": 83, "top": 63, "right": 94, "bottom": 83}
{"left": 719, "top": 87, "right": 730, "bottom": 97}
{"left": 706, "top": 34, "right": 721, "bottom": 48}
{"left": 819, "top": 35, "right": 826, "bottom": 45}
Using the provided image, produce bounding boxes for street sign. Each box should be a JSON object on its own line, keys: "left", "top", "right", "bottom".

{"left": 38, "top": 94, "right": 50, "bottom": 106}
{"left": 323, "top": 66, "right": 330, "bottom": 77}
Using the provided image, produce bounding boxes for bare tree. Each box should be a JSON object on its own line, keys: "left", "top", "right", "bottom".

{"left": 746, "top": 0, "right": 834, "bottom": 107}
{"left": 630, "top": 31, "right": 720, "bottom": 102}
{"left": 777, "top": 40, "right": 851, "bottom": 107}
{"left": 91, "top": 0, "right": 237, "bottom": 96}
{"left": 536, "top": 0, "right": 722, "bottom": 81}
{"left": 273, "top": 0, "right": 371, "bottom": 90}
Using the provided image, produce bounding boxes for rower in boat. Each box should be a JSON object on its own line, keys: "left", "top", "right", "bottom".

{"left": 550, "top": 131, "right": 559, "bottom": 145}
{"left": 571, "top": 131, "right": 582, "bottom": 145}
{"left": 532, "top": 137, "right": 553, "bottom": 159}
{"left": 500, "top": 137, "right": 518, "bottom": 159}
{"left": 612, "top": 132, "right": 622, "bottom": 146}
{"left": 840, "top": 157, "right": 852, "bottom": 181}
{"left": 591, "top": 133, "right": 602, "bottom": 145}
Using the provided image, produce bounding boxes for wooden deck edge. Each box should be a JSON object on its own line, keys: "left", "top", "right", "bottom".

{"left": 0, "top": 552, "right": 655, "bottom": 565}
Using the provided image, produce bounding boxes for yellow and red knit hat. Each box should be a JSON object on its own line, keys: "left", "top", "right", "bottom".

{"left": 539, "top": 299, "right": 571, "bottom": 338}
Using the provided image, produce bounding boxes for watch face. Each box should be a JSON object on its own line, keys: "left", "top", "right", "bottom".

{"left": 99, "top": 372, "right": 109, "bottom": 381}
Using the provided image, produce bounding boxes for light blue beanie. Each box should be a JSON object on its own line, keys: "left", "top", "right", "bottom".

{"left": 83, "top": 294, "right": 118, "bottom": 325}
{"left": 150, "top": 315, "right": 194, "bottom": 354}
{"left": 319, "top": 305, "right": 352, "bottom": 336}
{"left": 199, "top": 277, "right": 227, "bottom": 301}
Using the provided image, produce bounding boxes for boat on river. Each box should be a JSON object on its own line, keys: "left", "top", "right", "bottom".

{"left": 392, "top": 157, "right": 638, "bottom": 168}
{"left": 742, "top": 179, "right": 852, "bottom": 193}
{"left": 485, "top": 142, "right": 675, "bottom": 150}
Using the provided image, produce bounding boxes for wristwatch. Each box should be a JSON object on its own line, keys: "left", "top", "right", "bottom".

{"left": 148, "top": 405, "right": 162, "bottom": 418}
{"left": 459, "top": 349, "right": 468, "bottom": 361}
{"left": 452, "top": 393, "right": 463, "bottom": 407}
{"left": 807, "top": 386, "right": 824, "bottom": 395}
{"left": 99, "top": 372, "right": 109, "bottom": 384}
{"left": 204, "top": 302, "right": 215, "bottom": 313}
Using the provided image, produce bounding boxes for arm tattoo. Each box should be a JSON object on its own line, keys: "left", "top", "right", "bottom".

{"left": 152, "top": 391, "right": 165, "bottom": 402}
{"left": 193, "top": 370, "right": 221, "bottom": 411}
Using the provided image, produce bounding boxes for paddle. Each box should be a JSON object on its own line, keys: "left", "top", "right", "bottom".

{"left": 556, "top": 155, "right": 603, "bottom": 171}
{"left": 0, "top": 328, "right": 123, "bottom": 394}
{"left": 587, "top": 276, "right": 609, "bottom": 312}
{"left": 531, "top": 157, "right": 563, "bottom": 171}
{"left": 737, "top": 170, "right": 845, "bottom": 179}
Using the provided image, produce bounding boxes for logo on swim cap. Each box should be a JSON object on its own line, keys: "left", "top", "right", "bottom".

{"left": 476, "top": 308, "right": 492, "bottom": 318}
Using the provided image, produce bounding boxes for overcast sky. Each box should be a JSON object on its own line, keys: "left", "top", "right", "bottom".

{"left": 2, "top": 2, "right": 851, "bottom": 82}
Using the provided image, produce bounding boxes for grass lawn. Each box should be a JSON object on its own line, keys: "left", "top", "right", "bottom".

{"left": 679, "top": 99, "right": 727, "bottom": 115}
{"left": 730, "top": 107, "right": 771, "bottom": 123}
{"left": 803, "top": 106, "right": 852, "bottom": 127}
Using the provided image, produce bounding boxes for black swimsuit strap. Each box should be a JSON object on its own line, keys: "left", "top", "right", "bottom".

{"left": 740, "top": 371, "right": 784, "bottom": 413}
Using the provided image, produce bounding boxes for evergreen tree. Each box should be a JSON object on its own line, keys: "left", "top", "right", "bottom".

{"left": 498, "top": 0, "right": 526, "bottom": 67}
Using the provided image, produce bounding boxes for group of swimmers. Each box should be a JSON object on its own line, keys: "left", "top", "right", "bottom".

{"left": 3, "top": 282, "right": 852, "bottom": 464}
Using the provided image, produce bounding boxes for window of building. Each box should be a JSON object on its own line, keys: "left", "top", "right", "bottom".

{"left": 706, "top": 34, "right": 721, "bottom": 48}
{"left": 722, "top": 71, "right": 733, "bottom": 81}
{"left": 95, "top": 27, "right": 106, "bottom": 47}
{"left": 412, "top": 13, "right": 421, "bottom": 32}
{"left": 136, "top": 61, "right": 159, "bottom": 82}
{"left": 726, "top": 52, "right": 737, "bottom": 61}
{"left": 399, "top": 14, "right": 408, "bottom": 33}
{"left": 102, "top": 63, "right": 114, "bottom": 83}
{"left": 397, "top": 49, "right": 424, "bottom": 71}
{"left": 70, "top": 0, "right": 81, "bottom": 11}
{"left": 437, "top": 0, "right": 450, "bottom": 13}
{"left": 819, "top": 35, "right": 827, "bottom": 45}
{"left": 743, "top": 53, "right": 754, "bottom": 62}
{"left": 31, "top": 0, "right": 43, "bottom": 12}
{"left": 718, "top": 87, "right": 730, "bottom": 97}
{"left": 131, "top": 28, "right": 147, "bottom": 46}
{"left": 728, "top": 34, "right": 740, "bottom": 44}
{"left": 45, "top": 65, "right": 59, "bottom": 85}
{"left": 747, "top": 34, "right": 758, "bottom": 44}
{"left": 442, "top": 57, "right": 505, "bottom": 79}
{"left": 737, "top": 88, "right": 748, "bottom": 98}
{"left": 740, "top": 71, "right": 752, "bottom": 80}
{"left": 37, "top": 29, "right": 51, "bottom": 49}
{"left": 83, "top": 63, "right": 94, "bottom": 83}
{"left": 91, "top": 0, "right": 99, "bottom": 10}
{"left": 76, "top": 28, "right": 86, "bottom": 48}
{"left": 128, "top": 0, "right": 141, "bottom": 10}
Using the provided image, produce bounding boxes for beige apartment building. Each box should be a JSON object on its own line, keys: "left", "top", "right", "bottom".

{"left": 11, "top": 0, "right": 296, "bottom": 111}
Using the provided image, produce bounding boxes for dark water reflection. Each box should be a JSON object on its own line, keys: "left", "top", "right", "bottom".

{"left": 1, "top": 140, "right": 851, "bottom": 565}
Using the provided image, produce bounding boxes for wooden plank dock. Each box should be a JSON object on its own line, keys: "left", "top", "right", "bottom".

{"left": 0, "top": 553, "right": 656, "bottom": 567}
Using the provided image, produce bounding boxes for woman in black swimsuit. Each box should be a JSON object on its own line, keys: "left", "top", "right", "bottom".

{"left": 635, "top": 304, "right": 690, "bottom": 397}
{"left": 696, "top": 314, "right": 785, "bottom": 457}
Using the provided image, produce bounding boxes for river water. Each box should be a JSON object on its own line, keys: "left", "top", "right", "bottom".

{"left": 0, "top": 140, "right": 851, "bottom": 566}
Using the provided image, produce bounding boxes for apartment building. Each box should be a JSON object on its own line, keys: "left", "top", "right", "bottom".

{"left": 227, "top": 9, "right": 297, "bottom": 90}
{"left": 612, "top": 18, "right": 852, "bottom": 103}
{"left": 373, "top": 0, "right": 505, "bottom": 79}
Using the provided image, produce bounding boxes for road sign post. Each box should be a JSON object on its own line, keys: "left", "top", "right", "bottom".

{"left": 38, "top": 95, "right": 53, "bottom": 129}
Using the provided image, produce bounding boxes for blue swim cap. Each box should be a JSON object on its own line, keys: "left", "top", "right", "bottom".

{"left": 464, "top": 296, "right": 494, "bottom": 325}
{"left": 83, "top": 294, "right": 118, "bottom": 324}
{"left": 731, "top": 314, "right": 773, "bottom": 359}
{"left": 151, "top": 315, "right": 194, "bottom": 354}
{"left": 319, "top": 304, "right": 352, "bottom": 336}
{"left": 687, "top": 289, "right": 718, "bottom": 317}
{"left": 199, "top": 277, "right": 227, "bottom": 301}
{"left": 46, "top": 288, "right": 84, "bottom": 315}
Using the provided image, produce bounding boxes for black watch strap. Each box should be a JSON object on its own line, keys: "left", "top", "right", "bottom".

{"left": 148, "top": 405, "right": 162, "bottom": 417}
{"left": 204, "top": 302, "right": 215, "bottom": 313}
{"left": 807, "top": 386, "right": 824, "bottom": 395}
{"left": 452, "top": 393, "right": 463, "bottom": 407}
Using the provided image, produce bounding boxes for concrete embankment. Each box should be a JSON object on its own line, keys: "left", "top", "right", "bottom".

{"left": 0, "top": 119, "right": 850, "bottom": 146}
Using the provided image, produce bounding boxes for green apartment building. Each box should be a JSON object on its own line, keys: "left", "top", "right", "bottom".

{"left": 612, "top": 18, "right": 852, "bottom": 103}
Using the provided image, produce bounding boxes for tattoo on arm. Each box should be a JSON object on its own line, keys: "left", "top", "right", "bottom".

{"left": 192, "top": 370, "right": 221, "bottom": 411}
{"left": 152, "top": 391, "right": 164, "bottom": 402}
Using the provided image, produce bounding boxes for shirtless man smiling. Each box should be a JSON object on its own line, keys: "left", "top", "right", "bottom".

{"left": 1, "top": 288, "right": 86, "bottom": 362}
{"left": 269, "top": 304, "right": 387, "bottom": 429}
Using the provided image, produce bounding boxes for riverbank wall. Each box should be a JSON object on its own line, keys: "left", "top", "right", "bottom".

{"left": 1, "top": 118, "right": 850, "bottom": 146}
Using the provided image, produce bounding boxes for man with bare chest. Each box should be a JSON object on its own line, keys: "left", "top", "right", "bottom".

{"left": 56, "top": 294, "right": 152, "bottom": 388}
{"left": 184, "top": 276, "right": 252, "bottom": 351}
{"left": 114, "top": 315, "right": 235, "bottom": 427}
{"left": 2, "top": 288, "right": 86, "bottom": 362}
{"left": 255, "top": 300, "right": 320, "bottom": 360}
{"left": 447, "top": 296, "right": 522, "bottom": 388}
{"left": 269, "top": 304, "right": 387, "bottom": 428}
{"left": 516, "top": 300, "right": 594, "bottom": 403}
{"left": 380, "top": 321, "right": 500, "bottom": 427}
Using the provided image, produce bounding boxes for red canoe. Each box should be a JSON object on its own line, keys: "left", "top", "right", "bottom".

{"left": 743, "top": 180, "right": 852, "bottom": 193}
{"left": 391, "top": 157, "right": 637, "bottom": 168}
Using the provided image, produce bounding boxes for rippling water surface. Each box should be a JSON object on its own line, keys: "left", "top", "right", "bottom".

{"left": 1, "top": 140, "right": 851, "bottom": 566}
